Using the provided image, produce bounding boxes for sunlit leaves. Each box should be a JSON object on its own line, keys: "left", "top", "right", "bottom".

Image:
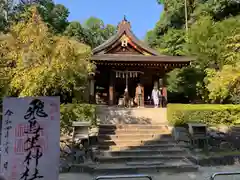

{"left": 187, "top": 15, "right": 240, "bottom": 69}
{"left": 0, "top": 7, "right": 93, "bottom": 100}
{"left": 205, "top": 65, "right": 240, "bottom": 103}
{"left": 82, "top": 17, "right": 117, "bottom": 48}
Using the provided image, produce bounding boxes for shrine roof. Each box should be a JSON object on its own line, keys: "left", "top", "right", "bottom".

{"left": 91, "top": 54, "right": 191, "bottom": 62}
{"left": 92, "top": 17, "right": 193, "bottom": 63}
{"left": 93, "top": 17, "right": 159, "bottom": 56}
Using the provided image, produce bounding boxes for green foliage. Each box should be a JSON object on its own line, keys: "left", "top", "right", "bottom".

{"left": 1, "top": 1, "right": 117, "bottom": 48}
{"left": 0, "top": 7, "right": 93, "bottom": 102}
{"left": 157, "top": 0, "right": 164, "bottom": 4}
{"left": 150, "top": 0, "right": 240, "bottom": 103}
{"left": 83, "top": 17, "right": 104, "bottom": 30}
{"left": 157, "top": 28, "right": 186, "bottom": 56}
{"left": 192, "top": 0, "right": 240, "bottom": 21}
{"left": 63, "top": 21, "right": 87, "bottom": 43}
{"left": 205, "top": 64, "right": 240, "bottom": 103}
{"left": 224, "top": 34, "right": 240, "bottom": 64}
{"left": 188, "top": 15, "right": 240, "bottom": 69}
{"left": 60, "top": 103, "right": 96, "bottom": 135}
{"left": 82, "top": 17, "right": 117, "bottom": 48}
{"left": 64, "top": 18, "right": 117, "bottom": 49}
{"left": 144, "top": 30, "right": 156, "bottom": 46}
{"left": 11, "top": 0, "right": 69, "bottom": 34}
{"left": 166, "top": 67, "right": 204, "bottom": 102}
{"left": 168, "top": 104, "right": 240, "bottom": 126}
{"left": 0, "top": 0, "right": 14, "bottom": 32}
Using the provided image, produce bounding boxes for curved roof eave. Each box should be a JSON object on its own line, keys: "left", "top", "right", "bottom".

{"left": 92, "top": 27, "right": 160, "bottom": 56}
{"left": 92, "top": 31, "right": 123, "bottom": 54}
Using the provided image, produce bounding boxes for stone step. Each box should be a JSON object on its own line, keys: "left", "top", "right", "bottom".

{"left": 99, "top": 129, "right": 171, "bottom": 135}
{"left": 100, "top": 148, "right": 186, "bottom": 157}
{"left": 99, "top": 143, "right": 189, "bottom": 151}
{"left": 99, "top": 124, "right": 170, "bottom": 129}
{"left": 98, "top": 139, "right": 176, "bottom": 147}
{"left": 96, "top": 155, "right": 190, "bottom": 163}
{"left": 70, "top": 162, "right": 198, "bottom": 174}
{"left": 98, "top": 134, "right": 172, "bottom": 141}
{"left": 126, "top": 161, "right": 165, "bottom": 166}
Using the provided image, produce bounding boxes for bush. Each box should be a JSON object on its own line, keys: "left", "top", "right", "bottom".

{"left": 168, "top": 104, "right": 240, "bottom": 126}
{"left": 60, "top": 103, "right": 96, "bottom": 134}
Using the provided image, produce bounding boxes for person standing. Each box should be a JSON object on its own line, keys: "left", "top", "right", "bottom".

{"left": 152, "top": 86, "right": 160, "bottom": 108}
{"left": 135, "top": 83, "right": 143, "bottom": 108}
{"left": 123, "top": 88, "right": 129, "bottom": 108}
{"left": 159, "top": 87, "right": 163, "bottom": 107}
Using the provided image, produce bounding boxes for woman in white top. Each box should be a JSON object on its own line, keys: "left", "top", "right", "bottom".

{"left": 152, "top": 86, "right": 160, "bottom": 108}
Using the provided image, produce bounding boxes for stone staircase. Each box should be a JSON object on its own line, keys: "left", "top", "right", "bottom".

{"left": 91, "top": 124, "right": 198, "bottom": 175}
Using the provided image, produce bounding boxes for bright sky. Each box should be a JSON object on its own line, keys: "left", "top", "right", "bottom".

{"left": 54, "top": 0, "right": 163, "bottom": 39}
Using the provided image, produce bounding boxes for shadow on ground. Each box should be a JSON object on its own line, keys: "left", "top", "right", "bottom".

{"left": 96, "top": 106, "right": 153, "bottom": 125}
{"left": 63, "top": 111, "right": 240, "bottom": 175}
{"left": 172, "top": 125, "right": 240, "bottom": 166}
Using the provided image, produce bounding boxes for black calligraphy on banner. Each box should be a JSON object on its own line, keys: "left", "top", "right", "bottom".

{"left": 3, "top": 109, "right": 13, "bottom": 171}
{"left": 20, "top": 99, "right": 48, "bottom": 180}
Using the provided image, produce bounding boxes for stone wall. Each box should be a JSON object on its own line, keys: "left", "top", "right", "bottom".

{"left": 173, "top": 125, "right": 240, "bottom": 151}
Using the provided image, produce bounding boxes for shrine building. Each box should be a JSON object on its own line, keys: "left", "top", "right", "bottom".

{"left": 89, "top": 17, "right": 191, "bottom": 107}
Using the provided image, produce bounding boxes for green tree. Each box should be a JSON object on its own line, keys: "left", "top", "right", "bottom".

{"left": 0, "top": 7, "right": 94, "bottom": 102}
{"left": 204, "top": 33, "right": 240, "bottom": 103}
{"left": 0, "top": 0, "right": 14, "bottom": 32}
{"left": 63, "top": 21, "right": 87, "bottom": 43}
{"left": 149, "top": 0, "right": 240, "bottom": 103}
{"left": 157, "top": 28, "right": 186, "bottom": 56}
{"left": 83, "top": 17, "right": 117, "bottom": 48}
{"left": 188, "top": 15, "right": 240, "bottom": 69}
{"left": 224, "top": 34, "right": 240, "bottom": 64}
{"left": 11, "top": 0, "right": 69, "bottom": 34}
{"left": 205, "top": 65, "right": 240, "bottom": 103}
{"left": 166, "top": 67, "right": 204, "bottom": 102}
{"left": 192, "top": 0, "right": 240, "bottom": 21}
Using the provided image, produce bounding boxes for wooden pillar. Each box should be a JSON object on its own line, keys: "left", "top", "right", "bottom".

{"left": 109, "top": 71, "right": 115, "bottom": 105}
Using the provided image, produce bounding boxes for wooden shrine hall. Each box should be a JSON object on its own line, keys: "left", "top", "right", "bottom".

{"left": 89, "top": 17, "right": 191, "bottom": 107}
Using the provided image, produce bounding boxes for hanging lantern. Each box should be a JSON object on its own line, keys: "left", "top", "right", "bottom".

{"left": 130, "top": 72, "right": 132, "bottom": 78}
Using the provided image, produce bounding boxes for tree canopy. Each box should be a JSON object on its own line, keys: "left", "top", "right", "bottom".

{"left": 146, "top": 0, "right": 240, "bottom": 103}
{"left": 0, "top": 0, "right": 118, "bottom": 103}
{"left": 0, "top": 7, "right": 94, "bottom": 103}
{"left": 0, "top": 0, "right": 117, "bottom": 48}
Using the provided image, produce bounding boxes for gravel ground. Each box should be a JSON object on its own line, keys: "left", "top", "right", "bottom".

{"left": 59, "top": 165, "right": 240, "bottom": 180}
